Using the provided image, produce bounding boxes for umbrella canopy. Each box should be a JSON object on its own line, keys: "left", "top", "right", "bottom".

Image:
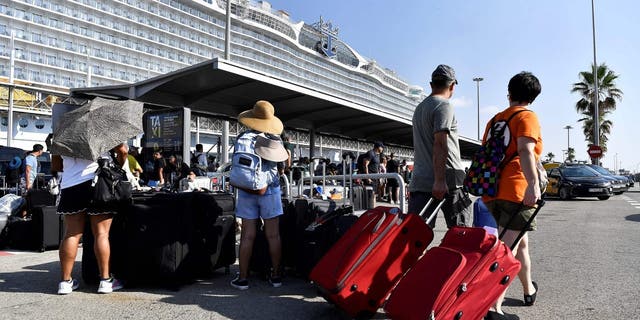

{"left": 51, "top": 98, "right": 144, "bottom": 161}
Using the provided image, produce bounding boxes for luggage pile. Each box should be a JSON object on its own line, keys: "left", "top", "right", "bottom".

{"left": 82, "top": 191, "right": 236, "bottom": 289}
{"left": 309, "top": 197, "right": 544, "bottom": 319}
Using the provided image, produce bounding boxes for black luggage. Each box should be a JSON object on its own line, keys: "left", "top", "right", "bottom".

{"left": 109, "top": 193, "right": 197, "bottom": 288}
{"left": 249, "top": 198, "right": 296, "bottom": 278}
{"left": 6, "top": 205, "right": 61, "bottom": 252}
{"left": 295, "top": 205, "right": 355, "bottom": 278}
{"left": 191, "top": 192, "right": 237, "bottom": 276}
{"left": 25, "top": 189, "right": 56, "bottom": 209}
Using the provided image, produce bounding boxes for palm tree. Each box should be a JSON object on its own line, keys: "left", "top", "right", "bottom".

{"left": 571, "top": 63, "right": 623, "bottom": 158}
{"left": 545, "top": 152, "right": 555, "bottom": 163}
{"left": 566, "top": 147, "right": 576, "bottom": 163}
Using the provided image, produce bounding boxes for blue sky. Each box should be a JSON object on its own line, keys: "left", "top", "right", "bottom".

{"left": 267, "top": 0, "right": 639, "bottom": 172}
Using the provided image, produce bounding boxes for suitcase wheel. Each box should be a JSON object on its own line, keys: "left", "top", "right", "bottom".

{"left": 454, "top": 311, "right": 463, "bottom": 320}
{"left": 489, "top": 261, "right": 499, "bottom": 272}
{"left": 500, "top": 275, "right": 511, "bottom": 285}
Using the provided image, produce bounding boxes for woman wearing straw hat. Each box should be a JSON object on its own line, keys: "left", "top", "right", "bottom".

{"left": 230, "top": 100, "right": 289, "bottom": 290}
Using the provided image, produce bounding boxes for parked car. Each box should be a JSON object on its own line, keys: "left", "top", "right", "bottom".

{"left": 584, "top": 164, "right": 630, "bottom": 195}
{"left": 546, "top": 165, "right": 613, "bottom": 200}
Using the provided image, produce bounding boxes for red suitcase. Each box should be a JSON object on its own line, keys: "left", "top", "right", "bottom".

{"left": 385, "top": 201, "right": 544, "bottom": 320}
{"left": 310, "top": 201, "right": 443, "bottom": 319}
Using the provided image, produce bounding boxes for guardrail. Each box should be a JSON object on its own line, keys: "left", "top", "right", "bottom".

{"left": 299, "top": 172, "right": 406, "bottom": 212}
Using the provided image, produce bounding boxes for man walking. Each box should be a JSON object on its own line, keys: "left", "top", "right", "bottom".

{"left": 408, "top": 65, "right": 471, "bottom": 228}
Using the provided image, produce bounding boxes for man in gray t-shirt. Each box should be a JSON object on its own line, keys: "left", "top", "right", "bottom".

{"left": 408, "top": 65, "right": 471, "bottom": 228}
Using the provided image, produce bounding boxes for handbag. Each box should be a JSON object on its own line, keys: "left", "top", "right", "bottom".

{"left": 91, "top": 157, "right": 132, "bottom": 209}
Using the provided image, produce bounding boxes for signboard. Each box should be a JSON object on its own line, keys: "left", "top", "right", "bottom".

{"left": 142, "top": 107, "right": 191, "bottom": 164}
{"left": 588, "top": 145, "right": 603, "bottom": 159}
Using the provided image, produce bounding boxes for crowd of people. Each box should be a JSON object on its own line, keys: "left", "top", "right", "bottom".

{"left": 10, "top": 64, "right": 543, "bottom": 320}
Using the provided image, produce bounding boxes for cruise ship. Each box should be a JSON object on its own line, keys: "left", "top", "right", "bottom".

{"left": 1, "top": 0, "right": 425, "bottom": 156}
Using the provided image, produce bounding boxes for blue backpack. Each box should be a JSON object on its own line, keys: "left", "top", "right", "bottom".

{"left": 229, "top": 131, "right": 270, "bottom": 192}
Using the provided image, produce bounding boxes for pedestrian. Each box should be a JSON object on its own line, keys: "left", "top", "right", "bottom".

{"left": 378, "top": 155, "right": 388, "bottom": 201}
{"left": 386, "top": 152, "right": 400, "bottom": 204}
{"left": 192, "top": 144, "right": 208, "bottom": 176}
{"left": 483, "top": 72, "right": 543, "bottom": 320}
{"left": 23, "top": 144, "right": 44, "bottom": 192}
{"left": 356, "top": 141, "right": 384, "bottom": 205}
{"left": 230, "top": 100, "right": 288, "bottom": 290}
{"left": 127, "top": 147, "right": 143, "bottom": 179}
{"left": 149, "top": 151, "right": 166, "bottom": 187}
{"left": 56, "top": 152, "right": 123, "bottom": 295}
{"left": 408, "top": 64, "right": 472, "bottom": 228}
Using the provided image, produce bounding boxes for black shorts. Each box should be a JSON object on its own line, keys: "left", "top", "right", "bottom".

{"left": 56, "top": 180, "right": 116, "bottom": 215}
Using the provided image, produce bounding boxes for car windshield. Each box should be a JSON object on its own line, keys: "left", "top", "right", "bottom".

{"left": 588, "top": 165, "right": 611, "bottom": 175}
{"left": 562, "top": 166, "right": 599, "bottom": 177}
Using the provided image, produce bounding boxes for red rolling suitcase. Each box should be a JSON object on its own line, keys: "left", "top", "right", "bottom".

{"left": 309, "top": 199, "right": 444, "bottom": 319}
{"left": 384, "top": 200, "right": 544, "bottom": 320}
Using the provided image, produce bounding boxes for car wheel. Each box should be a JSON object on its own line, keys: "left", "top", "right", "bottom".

{"left": 558, "top": 187, "right": 571, "bottom": 200}
{"left": 597, "top": 196, "right": 610, "bottom": 200}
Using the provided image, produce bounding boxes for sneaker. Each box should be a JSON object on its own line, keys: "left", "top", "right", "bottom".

{"left": 230, "top": 274, "right": 249, "bottom": 290}
{"left": 268, "top": 274, "right": 282, "bottom": 288}
{"left": 57, "top": 279, "right": 79, "bottom": 295}
{"left": 97, "top": 277, "right": 123, "bottom": 294}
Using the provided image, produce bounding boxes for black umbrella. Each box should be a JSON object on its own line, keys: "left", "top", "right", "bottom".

{"left": 51, "top": 98, "right": 144, "bottom": 161}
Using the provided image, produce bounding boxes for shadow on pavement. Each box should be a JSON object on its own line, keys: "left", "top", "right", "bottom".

{"left": 0, "top": 260, "right": 81, "bottom": 295}
{"left": 156, "top": 268, "right": 389, "bottom": 320}
{"left": 625, "top": 214, "right": 640, "bottom": 222}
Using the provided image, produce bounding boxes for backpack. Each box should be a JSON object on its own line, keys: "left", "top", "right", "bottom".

{"left": 229, "top": 131, "right": 269, "bottom": 192}
{"left": 463, "top": 110, "right": 528, "bottom": 196}
{"left": 5, "top": 156, "right": 23, "bottom": 185}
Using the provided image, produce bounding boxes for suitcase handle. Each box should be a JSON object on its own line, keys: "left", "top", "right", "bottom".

{"left": 417, "top": 197, "right": 445, "bottom": 226}
{"left": 499, "top": 199, "right": 545, "bottom": 251}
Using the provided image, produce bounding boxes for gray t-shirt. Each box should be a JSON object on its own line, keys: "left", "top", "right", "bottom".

{"left": 409, "top": 95, "right": 465, "bottom": 193}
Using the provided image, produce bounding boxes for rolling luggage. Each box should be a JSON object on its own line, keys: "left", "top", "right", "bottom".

{"left": 108, "top": 193, "right": 198, "bottom": 288}
{"left": 309, "top": 199, "right": 444, "bottom": 319}
{"left": 5, "top": 205, "right": 61, "bottom": 252}
{"left": 295, "top": 204, "right": 355, "bottom": 278}
{"left": 384, "top": 200, "right": 545, "bottom": 320}
{"left": 192, "top": 192, "right": 236, "bottom": 275}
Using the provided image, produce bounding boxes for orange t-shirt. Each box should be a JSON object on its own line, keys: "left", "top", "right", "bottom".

{"left": 482, "top": 106, "right": 543, "bottom": 204}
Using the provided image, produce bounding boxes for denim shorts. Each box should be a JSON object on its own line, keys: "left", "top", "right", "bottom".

{"left": 236, "top": 187, "right": 283, "bottom": 220}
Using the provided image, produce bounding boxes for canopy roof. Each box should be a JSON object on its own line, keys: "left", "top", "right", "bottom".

{"left": 71, "top": 58, "right": 480, "bottom": 156}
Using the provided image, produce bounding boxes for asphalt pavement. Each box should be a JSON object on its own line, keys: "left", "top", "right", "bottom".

{"left": 1, "top": 187, "right": 640, "bottom": 319}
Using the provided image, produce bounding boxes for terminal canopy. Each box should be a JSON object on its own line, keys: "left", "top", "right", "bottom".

{"left": 71, "top": 58, "right": 479, "bottom": 156}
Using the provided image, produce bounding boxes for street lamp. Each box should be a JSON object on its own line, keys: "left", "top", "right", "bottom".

{"left": 591, "top": 0, "right": 600, "bottom": 165}
{"left": 473, "top": 77, "right": 484, "bottom": 140}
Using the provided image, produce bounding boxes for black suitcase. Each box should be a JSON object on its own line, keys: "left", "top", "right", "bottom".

{"left": 191, "top": 192, "right": 236, "bottom": 276}
{"left": 6, "top": 205, "right": 61, "bottom": 252}
{"left": 295, "top": 205, "right": 354, "bottom": 278}
{"left": 26, "top": 190, "right": 56, "bottom": 209}
{"left": 249, "top": 198, "right": 296, "bottom": 278}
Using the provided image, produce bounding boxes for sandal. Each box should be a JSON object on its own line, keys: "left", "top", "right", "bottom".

{"left": 524, "top": 281, "right": 538, "bottom": 306}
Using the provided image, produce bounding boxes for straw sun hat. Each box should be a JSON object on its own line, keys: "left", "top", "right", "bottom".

{"left": 238, "top": 100, "right": 284, "bottom": 135}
